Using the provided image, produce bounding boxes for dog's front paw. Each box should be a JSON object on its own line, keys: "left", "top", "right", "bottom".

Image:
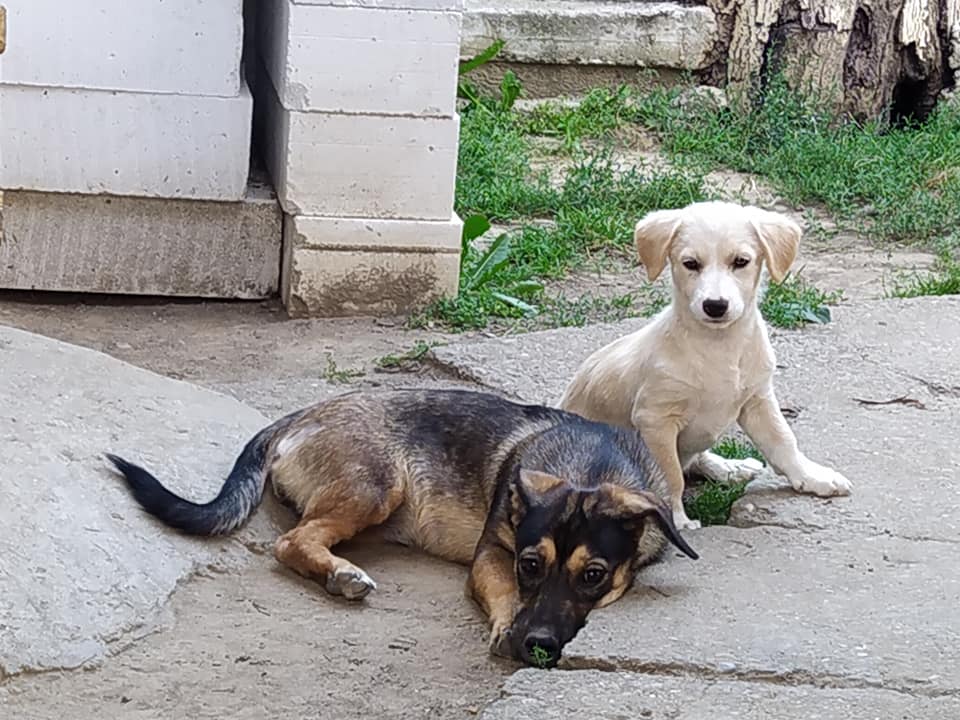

{"left": 790, "top": 463, "right": 852, "bottom": 497}
{"left": 673, "top": 508, "right": 702, "bottom": 531}
{"left": 325, "top": 565, "right": 377, "bottom": 600}
{"left": 488, "top": 623, "right": 515, "bottom": 659}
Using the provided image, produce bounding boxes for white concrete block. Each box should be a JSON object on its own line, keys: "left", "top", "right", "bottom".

{"left": 282, "top": 213, "right": 462, "bottom": 317}
{"left": 0, "top": 81, "right": 253, "bottom": 201}
{"left": 292, "top": 0, "right": 463, "bottom": 11}
{"left": 261, "top": 0, "right": 461, "bottom": 115}
{"left": 259, "top": 77, "right": 459, "bottom": 219}
{"left": 0, "top": 0, "right": 244, "bottom": 97}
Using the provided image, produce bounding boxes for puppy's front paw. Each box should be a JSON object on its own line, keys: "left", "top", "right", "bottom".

{"left": 791, "top": 463, "right": 852, "bottom": 497}
{"left": 673, "top": 508, "right": 702, "bottom": 531}
{"left": 488, "top": 622, "right": 515, "bottom": 659}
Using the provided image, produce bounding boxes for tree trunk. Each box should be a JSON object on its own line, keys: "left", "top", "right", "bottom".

{"left": 704, "top": 0, "right": 960, "bottom": 121}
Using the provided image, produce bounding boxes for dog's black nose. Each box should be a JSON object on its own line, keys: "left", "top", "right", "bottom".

{"left": 702, "top": 298, "right": 729, "bottom": 318}
{"left": 523, "top": 631, "right": 560, "bottom": 667}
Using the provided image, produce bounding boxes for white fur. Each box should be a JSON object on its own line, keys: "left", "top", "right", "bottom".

{"left": 559, "top": 201, "right": 852, "bottom": 530}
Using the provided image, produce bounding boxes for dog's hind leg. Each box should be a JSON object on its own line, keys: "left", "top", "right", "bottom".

{"left": 274, "top": 476, "right": 404, "bottom": 601}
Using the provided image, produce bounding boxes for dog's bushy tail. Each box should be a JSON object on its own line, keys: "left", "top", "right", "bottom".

{"left": 106, "top": 424, "right": 277, "bottom": 536}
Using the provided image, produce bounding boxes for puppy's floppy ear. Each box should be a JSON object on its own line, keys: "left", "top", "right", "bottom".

{"left": 747, "top": 207, "right": 801, "bottom": 283}
{"left": 591, "top": 485, "right": 699, "bottom": 560}
{"left": 634, "top": 208, "right": 683, "bottom": 281}
{"left": 509, "top": 469, "right": 569, "bottom": 526}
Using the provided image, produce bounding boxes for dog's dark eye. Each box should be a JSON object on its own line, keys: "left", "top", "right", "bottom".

{"left": 519, "top": 557, "right": 541, "bottom": 576}
{"left": 681, "top": 258, "right": 701, "bottom": 272}
{"left": 582, "top": 564, "right": 607, "bottom": 586}
{"left": 732, "top": 256, "right": 750, "bottom": 269}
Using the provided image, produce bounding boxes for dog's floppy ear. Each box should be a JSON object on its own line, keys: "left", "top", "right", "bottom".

{"left": 634, "top": 208, "right": 683, "bottom": 281}
{"left": 590, "top": 485, "right": 699, "bottom": 560}
{"left": 509, "top": 469, "right": 570, "bottom": 526}
{"left": 748, "top": 207, "right": 801, "bottom": 283}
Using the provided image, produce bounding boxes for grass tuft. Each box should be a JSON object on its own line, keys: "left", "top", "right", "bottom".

{"left": 685, "top": 437, "right": 764, "bottom": 526}
{"left": 760, "top": 272, "right": 843, "bottom": 329}
{"left": 889, "top": 248, "right": 960, "bottom": 298}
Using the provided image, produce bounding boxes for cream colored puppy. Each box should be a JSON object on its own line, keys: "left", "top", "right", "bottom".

{"left": 559, "top": 200, "right": 851, "bottom": 530}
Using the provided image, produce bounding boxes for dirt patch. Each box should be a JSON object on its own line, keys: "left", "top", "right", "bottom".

{"left": 0, "top": 541, "right": 512, "bottom": 719}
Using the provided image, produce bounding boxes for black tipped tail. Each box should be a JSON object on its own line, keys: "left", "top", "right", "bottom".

{"left": 106, "top": 429, "right": 271, "bottom": 536}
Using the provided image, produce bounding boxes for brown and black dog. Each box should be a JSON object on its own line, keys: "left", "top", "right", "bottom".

{"left": 107, "top": 389, "right": 697, "bottom": 667}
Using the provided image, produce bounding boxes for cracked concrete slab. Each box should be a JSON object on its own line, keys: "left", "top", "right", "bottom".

{"left": 480, "top": 668, "right": 960, "bottom": 719}
{"left": 431, "top": 297, "right": 960, "bottom": 543}
{"left": 0, "top": 325, "right": 282, "bottom": 676}
{"left": 431, "top": 297, "right": 960, "bottom": 695}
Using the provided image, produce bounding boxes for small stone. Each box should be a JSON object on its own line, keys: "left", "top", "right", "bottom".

{"left": 717, "top": 662, "right": 738, "bottom": 673}
{"left": 671, "top": 85, "right": 728, "bottom": 112}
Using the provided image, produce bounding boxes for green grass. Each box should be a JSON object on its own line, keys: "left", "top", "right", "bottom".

{"left": 424, "top": 119, "right": 705, "bottom": 330}
{"left": 428, "top": 68, "right": 914, "bottom": 332}
{"left": 760, "top": 272, "right": 843, "bottom": 329}
{"left": 374, "top": 341, "right": 438, "bottom": 370}
{"left": 685, "top": 437, "right": 764, "bottom": 526}
{"left": 322, "top": 354, "right": 364, "bottom": 384}
{"left": 889, "top": 248, "right": 960, "bottom": 298}
{"left": 634, "top": 76, "right": 960, "bottom": 245}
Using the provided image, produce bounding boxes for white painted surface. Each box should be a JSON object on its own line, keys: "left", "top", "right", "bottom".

{"left": 0, "top": 82, "right": 253, "bottom": 200}
{"left": 261, "top": 77, "right": 459, "bottom": 219}
{"left": 282, "top": 213, "right": 462, "bottom": 317}
{"left": 289, "top": 213, "right": 463, "bottom": 252}
{"left": 0, "top": 0, "right": 244, "bottom": 97}
{"left": 260, "top": 0, "right": 460, "bottom": 115}
{"left": 292, "top": 0, "right": 463, "bottom": 10}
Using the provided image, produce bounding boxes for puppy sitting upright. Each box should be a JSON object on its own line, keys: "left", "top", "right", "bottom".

{"left": 560, "top": 200, "right": 852, "bottom": 530}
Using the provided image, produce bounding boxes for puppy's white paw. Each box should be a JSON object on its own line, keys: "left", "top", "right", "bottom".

{"left": 326, "top": 566, "right": 377, "bottom": 600}
{"left": 694, "top": 452, "right": 765, "bottom": 484}
{"left": 790, "top": 463, "right": 853, "bottom": 497}
{"left": 673, "top": 508, "right": 702, "bottom": 531}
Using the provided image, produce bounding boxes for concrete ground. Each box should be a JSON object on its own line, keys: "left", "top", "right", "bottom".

{"left": 1, "top": 291, "right": 958, "bottom": 719}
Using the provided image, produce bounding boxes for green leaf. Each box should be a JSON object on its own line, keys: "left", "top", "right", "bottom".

{"left": 465, "top": 233, "right": 513, "bottom": 291}
{"left": 491, "top": 291, "right": 539, "bottom": 316}
{"left": 499, "top": 71, "right": 522, "bottom": 112}
{"left": 798, "top": 306, "right": 829, "bottom": 324}
{"left": 462, "top": 214, "right": 491, "bottom": 245}
{"left": 459, "top": 40, "right": 505, "bottom": 76}
{"left": 508, "top": 280, "right": 545, "bottom": 297}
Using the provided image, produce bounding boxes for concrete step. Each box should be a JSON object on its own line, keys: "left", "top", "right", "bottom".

{"left": 462, "top": 0, "right": 718, "bottom": 96}
{"left": 0, "top": 172, "right": 282, "bottom": 299}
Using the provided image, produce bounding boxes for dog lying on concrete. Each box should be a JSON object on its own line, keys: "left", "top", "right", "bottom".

{"left": 559, "top": 200, "right": 852, "bottom": 530}
{"left": 107, "top": 388, "right": 698, "bottom": 667}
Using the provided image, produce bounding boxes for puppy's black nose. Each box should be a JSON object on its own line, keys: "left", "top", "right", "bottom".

{"left": 523, "top": 631, "right": 560, "bottom": 667}
{"left": 702, "top": 298, "right": 729, "bottom": 318}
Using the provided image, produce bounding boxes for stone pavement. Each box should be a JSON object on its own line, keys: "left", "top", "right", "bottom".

{"left": 1, "top": 296, "right": 958, "bottom": 718}
{"left": 430, "top": 297, "right": 960, "bottom": 716}
{"left": 0, "top": 325, "right": 286, "bottom": 677}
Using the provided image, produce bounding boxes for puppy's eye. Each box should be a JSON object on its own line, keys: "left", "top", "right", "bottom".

{"left": 732, "top": 256, "right": 750, "bottom": 269}
{"left": 582, "top": 564, "right": 607, "bottom": 586}
{"left": 681, "top": 258, "right": 701, "bottom": 272}
{"left": 519, "top": 557, "right": 541, "bottom": 576}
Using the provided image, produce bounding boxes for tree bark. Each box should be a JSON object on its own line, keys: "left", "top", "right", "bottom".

{"left": 704, "top": 0, "right": 960, "bottom": 121}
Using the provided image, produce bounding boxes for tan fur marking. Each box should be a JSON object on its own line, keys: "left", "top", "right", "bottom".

{"left": 595, "top": 563, "right": 633, "bottom": 609}
{"left": 468, "top": 545, "right": 520, "bottom": 651}
{"left": 519, "top": 469, "right": 567, "bottom": 495}
{"left": 564, "top": 545, "right": 592, "bottom": 578}
{"left": 537, "top": 537, "right": 557, "bottom": 568}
